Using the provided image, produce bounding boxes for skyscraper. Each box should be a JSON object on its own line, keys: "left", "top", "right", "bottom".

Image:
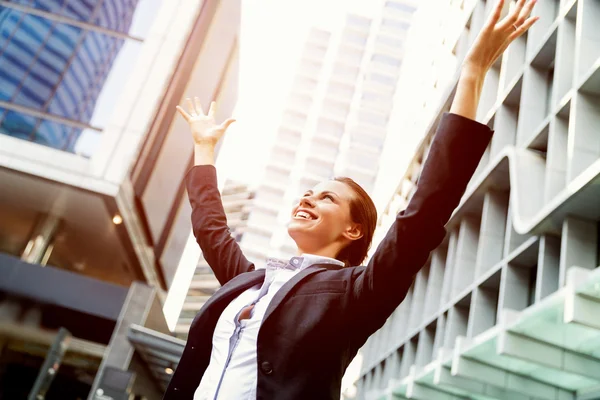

{"left": 1, "top": 0, "right": 142, "bottom": 152}
{"left": 0, "top": 0, "right": 241, "bottom": 397}
{"left": 241, "top": 0, "right": 418, "bottom": 263}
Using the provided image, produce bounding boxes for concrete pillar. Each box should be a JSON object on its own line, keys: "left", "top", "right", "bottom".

{"left": 88, "top": 282, "right": 163, "bottom": 400}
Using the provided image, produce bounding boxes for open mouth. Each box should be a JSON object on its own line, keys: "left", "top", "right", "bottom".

{"left": 294, "top": 209, "right": 317, "bottom": 220}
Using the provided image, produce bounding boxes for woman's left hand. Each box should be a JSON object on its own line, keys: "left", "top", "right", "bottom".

{"left": 464, "top": 0, "right": 539, "bottom": 75}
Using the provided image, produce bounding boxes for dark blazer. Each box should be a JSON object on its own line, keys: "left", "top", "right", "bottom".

{"left": 164, "top": 112, "right": 493, "bottom": 399}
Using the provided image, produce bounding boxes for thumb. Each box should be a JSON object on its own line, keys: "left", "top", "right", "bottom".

{"left": 219, "top": 118, "right": 236, "bottom": 131}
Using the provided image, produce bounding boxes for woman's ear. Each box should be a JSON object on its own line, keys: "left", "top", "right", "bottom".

{"left": 343, "top": 223, "right": 363, "bottom": 242}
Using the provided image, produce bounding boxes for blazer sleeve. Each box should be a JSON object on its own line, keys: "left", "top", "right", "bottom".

{"left": 350, "top": 112, "right": 493, "bottom": 318}
{"left": 185, "top": 165, "right": 254, "bottom": 285}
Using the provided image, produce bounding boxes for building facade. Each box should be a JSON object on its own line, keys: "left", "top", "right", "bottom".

{"left": 357, "top": 0, "right": 600, "bottom": 399}
{"left": 0, "top": 0, "right": 240, "bottom": 397}
{"left": 240, "top": 0, "right": 418, "bottom": 264}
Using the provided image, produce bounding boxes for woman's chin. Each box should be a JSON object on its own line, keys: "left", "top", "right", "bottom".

{"left": 287, "top": 221, "right": 311, "bottom": 237}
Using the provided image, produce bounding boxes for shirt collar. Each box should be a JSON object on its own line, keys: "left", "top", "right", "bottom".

{"left": 264, "top": 253, "right": 344, "bottom": 272}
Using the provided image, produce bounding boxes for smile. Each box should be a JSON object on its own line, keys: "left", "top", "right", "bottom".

{"left": 294, "top": 210, "right": 317, "bottom": 220}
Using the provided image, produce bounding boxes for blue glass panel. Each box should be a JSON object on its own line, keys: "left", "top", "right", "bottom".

{"left": 46, "top": 30, "right": 123, "bottom": 121}
{"left": 4, "top": 0, "right": 159, "bottom": 37}
{"left": 9, "top": 19, "right": 81, "bottom": 110}
{"left": 0, "top": 3, "right": 146, "bottom": 153}
{"left": 0, "top": 107, "right": 37, "bottom": 139}
{"left": 35, "top": 118, "right": 77, "bottom": 150}
{"left": 0, "top": 107, "right": 82, "bottom": 152}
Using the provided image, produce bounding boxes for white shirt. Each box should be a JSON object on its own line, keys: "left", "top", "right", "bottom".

{"left": 193, "top": 254, "right": 344, "bottom": 400}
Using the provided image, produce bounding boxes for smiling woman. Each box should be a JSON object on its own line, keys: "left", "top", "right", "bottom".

{"left": 166, "top": 1, "right": 540, "bottom": 399}
{"left": 288, "top": 179, "right": 377, "bottom": 268}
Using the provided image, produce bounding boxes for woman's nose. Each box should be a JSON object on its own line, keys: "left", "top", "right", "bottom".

{"left": 299, "top": 196, "right": 315, "bottom": 208}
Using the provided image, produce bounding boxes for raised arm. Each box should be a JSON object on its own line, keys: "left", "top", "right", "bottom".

{"left": 178, "top": 99, "right": 253, "bottom": 285}
{"left": 351, "top": 0, "right": 538, "bottom": 318}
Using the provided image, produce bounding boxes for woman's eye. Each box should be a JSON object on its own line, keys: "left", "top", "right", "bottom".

{"left": 323, "top": 194, "right": 334, "bottom": 201}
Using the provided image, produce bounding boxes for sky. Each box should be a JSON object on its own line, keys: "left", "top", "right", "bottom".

{"left": 215, "top": 0, "right": 379, "bottom": 187}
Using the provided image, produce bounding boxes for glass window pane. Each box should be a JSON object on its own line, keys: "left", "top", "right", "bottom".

{"left": 384, "top": 2, "right": 417, "bottom": 13}
{"left": 372, "top": 53, "right": 402, "bottom": 67}
{"left": 381, "top": 18, "right": 411, "bottom": 32}
{"left": 376, "top": 34, "right": 404, "bottom": 49}
{"left": 35, "top": 118, "right": 76, "bottom": 150}
{"left": 368, "top": 72, "right": 397, "bottom": 87}
{"left": 0, "top": 107, "right": 37, "bottom": 139}
{"left": 316, "top": 118, "right": 344, "bottom": 138}
{"left": 4, "top": 0, "right": 161, "bottom": 38}
{"left": 346, "top": 14, "right": 370, "bottom": 29}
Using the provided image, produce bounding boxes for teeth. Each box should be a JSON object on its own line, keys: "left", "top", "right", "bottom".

{"left": 295, "top": 211, "right": 312, "bottom": 220}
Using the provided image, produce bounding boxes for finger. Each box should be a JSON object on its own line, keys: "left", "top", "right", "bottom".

{"left": 208, "top": 101, "right": 216, "bottom": 118}
{"left": 176, "top": 105, "right": 191, "bottom": 122}
{"left": 186, "top": 98, "right": 196, "bottom": 116}
{"left": 194, "top": 97, "right": 204, "bottom": 115}
{"left": 219, "top": 118, "right": 236, "bottom": 132}
{"left": 508, "top": 15, "right": 539, "bottom": 41}
{"left": 509, "top": 0, "right": 527, "bottom": 22}
{"left": 515, "top": 0, "right": 536, "bottom": 26}
{"left": 498, "top": 0, "right": 525, "bottom": 30}
{"left": 485, "top": 0, "right": 505, "bottom": 29}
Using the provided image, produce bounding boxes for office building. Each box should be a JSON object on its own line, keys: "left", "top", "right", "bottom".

{"left": 241, "top": 0, "right": 418, "bottom": 263}
{"left": 357, "top": 1, "right": 600, "bottom": 399}
{"left": 0, "top": 0, "right": 240, "bottom": 397}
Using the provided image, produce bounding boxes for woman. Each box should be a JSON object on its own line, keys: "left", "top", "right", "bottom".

{"left": 166, "top": 1, "right": 538, "bottom": 399}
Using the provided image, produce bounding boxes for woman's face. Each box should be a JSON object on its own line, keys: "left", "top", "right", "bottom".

{"left": 287, "top": 180, "right": 360, "bottom": 252}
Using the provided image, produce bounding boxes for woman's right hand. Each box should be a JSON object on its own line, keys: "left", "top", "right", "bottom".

{"left": 176, "top": 97, "right": 236, "bottom": 147}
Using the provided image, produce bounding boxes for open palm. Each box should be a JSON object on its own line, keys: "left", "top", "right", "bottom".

{"left": 176, "top": 97, "right": 235, "bottom": 146}
{"left": 465, "top": 0, "right": 539, "bottom": 74}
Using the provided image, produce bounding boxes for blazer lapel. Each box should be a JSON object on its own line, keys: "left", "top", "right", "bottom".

{"left": 200, "top": 269, "right": 265, "bottom": 312}
{"left": 261, "top": 265, "right": 325, "bottom": 327}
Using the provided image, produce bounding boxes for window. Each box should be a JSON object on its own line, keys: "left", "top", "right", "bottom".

{"left": 277, "top": 127, "right": 302, "bottom": 147}
{"left": 327, "top": 82, "right": 354, "bottom": 98}
{"left": 323, "top": 99, "right": 350, "bottom": 118}
{"left": 337, "top": 47, "right": 364, "bottom": 63}
{"left": 282, "top": 110, "right": 307, "bottom": 127}
{"left": 332, "top": 63, "right": 359, "bottom": 80}
{"left": 288, "top": 93, "right": 312, "bottom": 110}
{"left": 376, "top": 34, "right": 404, "bottom": 49}
{"left": 309, "top": 140, "right": 339, "bottom": 160}
{"left": 372, "top": 53, "right": 402, "bottom": 68}
{"left": 299, "top": 58, "right": 322, "bottom": 75}
{"left": 317, "top": 118, "right": 344, "bottom": 138}
{"left": 292, "top": 76, "right": 318, "bottom": 92}
{"left": 304, "top": 159, "right": 333, "bottom": 178}
{"left": 381, "top": 18, "right": 411, "bottom": 32}
{"left": 346, "top": 14, "right": 371, "bottom": 28}
{"left": 350, "top": 130, "right": 385, "bottom": 150}
{"left": 270, "top": 144, "right": 295, "bottom": 165}
{"left": 358, "top": 110, "right": 388, "bottom": 127}
{"left": 309, "top": 28, "right": 330, "bottom": 43}
{"left": 303, "top": 44, "right": 327, "bottom": 60}
{"left": 384, "top": 2, "right": 417, "bottom": 13}
{"left": 264, "top": 166, "right": 290, "bottom": 185}
{"left": 343, "top": 30, "right": 368, "bottom": 46}
{"left": 368, "top": 72, "right": 397, "bottom": 87}
{"left": 362, "top": 91, "right": 392, "bottom": 103}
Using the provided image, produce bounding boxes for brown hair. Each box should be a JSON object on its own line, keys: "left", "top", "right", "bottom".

{"left": 333, "top": 177, "right": 378, "bottom": 267}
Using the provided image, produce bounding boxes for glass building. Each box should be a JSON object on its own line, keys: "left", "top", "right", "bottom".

{"left": 0, "top": 0, "right": 157, "bottom": 155}
{"left": 0, "top": 0, "right": 241, "bottom": 396}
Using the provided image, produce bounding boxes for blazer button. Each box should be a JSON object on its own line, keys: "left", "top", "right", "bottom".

{"left": 260, "top": 361, "right": 273, "bottom": 375}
